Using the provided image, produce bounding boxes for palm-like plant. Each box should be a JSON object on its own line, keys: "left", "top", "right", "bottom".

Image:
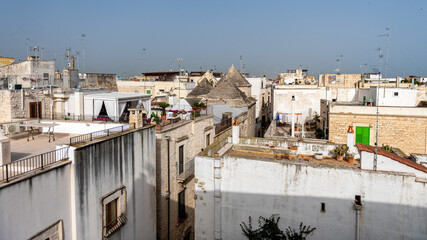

{"left": 158, "top": 102, "right": 170, "bottom": 116}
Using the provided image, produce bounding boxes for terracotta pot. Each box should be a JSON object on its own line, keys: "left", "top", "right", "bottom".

{"left": 347, "top": 158, "right": 354, "bottom": 164}
{"left": 336, "top": 155, "right": 344, "bottom": 161}
{"left": 289, "top": 146, "right": 298, "bottom": 151}
{"left": 156, "top": 125, "right": 162, "bottom": 131}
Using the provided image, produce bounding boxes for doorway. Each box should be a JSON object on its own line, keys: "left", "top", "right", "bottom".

{"left": 29, "top": 102, "right": 42, "bottom": 119}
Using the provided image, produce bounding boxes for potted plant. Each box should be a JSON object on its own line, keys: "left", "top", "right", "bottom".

{"left": 346, "top": 152, "right": 355, "bottom": 164}
{"left": 314, "top": 153, "right": 323, "bottom": 160}
{"left": 332, "top": 145, "right": 348, "bottom": 161}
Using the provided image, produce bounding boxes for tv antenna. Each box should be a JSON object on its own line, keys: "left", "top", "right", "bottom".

{"left": 240, "top": 55, "right": 243, "bottom": 73}
{"left": 379, "top": 28, "right": 390, "bottom": 96}
{"left": 335, "top": 55, "right": 343, "bottom": 74}
{"left": 82, "top": 34, "right": 86, "bottom": 72}
{"left": 374, "top": 47, "right": 382, "bottom": 171}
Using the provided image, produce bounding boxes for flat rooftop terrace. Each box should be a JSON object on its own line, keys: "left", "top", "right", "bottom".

{"left": 227, "top": 148, "right": 360, "bottom": 168}
{"left": 8, "top": 132, "right": 77, "bottom": 161}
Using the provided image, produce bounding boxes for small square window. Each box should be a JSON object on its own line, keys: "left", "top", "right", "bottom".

{"left": 102, "top": 187, "right": 127, "bottom": 238}
{"left": 146, "top": 90, "right": 151, "bottom": 94}
{"left": 393, "top": 92, "right": 398, "bottom": 97}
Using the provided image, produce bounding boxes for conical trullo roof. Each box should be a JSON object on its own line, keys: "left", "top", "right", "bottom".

{"left": 199, "top": 69, "right": 218, "bottom": 85}
{"left": 188, "top": 77, "right": 214, "bottom": 97}
{"left": 216, "top": 64, "right": 251, "bottom": 87}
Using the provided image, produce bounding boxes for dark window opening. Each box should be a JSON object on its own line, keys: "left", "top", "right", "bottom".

{"left": 106, "top": 198, "right": 118, "bottom": 232}
{"left": 178, "top": 190, "right": 186, "bottom": 220}
{"left": 179, "top": 145, "right": 184, "bottom": 174}
{"left": 321, "top": 202, "right": 326, "bottom": 212}
{"left": 393, "top": 92, "right": 398, "bottom": 96}
{"left": 206, "top": 134, "right": 211, "bottom": 147}
{"left": 355, "top": 195, "right": 362, "bottom": 206}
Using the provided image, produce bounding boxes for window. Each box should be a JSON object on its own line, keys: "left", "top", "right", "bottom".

{"left": 355, "top": 126, "right": 370, "bottom": 145}
{"left": 179, "top": 145, "right": 184, "bottom": 174}
{"left": 43, "top": 73, "right": 49, "bottom": 80}
{"left": 146, "top": 90, "right": 151, "bottom": 94}
{"left": 355, "top": 195, "right": 362, "bottom": 206}
{"left": 106, "top": 198, "right": 118, "bottom": 232}
{"left": 178, "top": 190, "right": 186, "bottom": 221}
{"left": 102, "top": 187, "right": 127, "bottom": 238}
{"left": 206, "top": 134, "right": 211, "bottom": 147}
{"left": 321, "top": 202, "right": 326, "bottom": 213}
{"left": 393, "top": 92, "right": 398, "bottom": 97}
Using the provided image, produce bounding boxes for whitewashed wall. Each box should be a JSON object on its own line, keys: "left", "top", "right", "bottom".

{"left": 0, "top": 163, "right": 73, "bottom": 240}
{"left": 195, "top": 155, "right": 427, "bottom": 240}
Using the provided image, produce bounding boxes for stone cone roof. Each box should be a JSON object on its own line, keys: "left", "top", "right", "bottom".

{"left": 201, "top": 70, "right": 218, "bottom": 85}
{"left": 188, "top": 77, "right": 214, "bottom": 97}
{"left": 205, "top": 77, "right": 255, "bottom": 107}
{"left": 216, "top": 64, "right": 251, "bottom": 87}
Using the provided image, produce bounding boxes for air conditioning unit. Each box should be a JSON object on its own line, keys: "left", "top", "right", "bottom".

{"left": 8, "top": 84, "right": 22, "bottom": 90}
{"left": 3, "top": 123, "right": 20, "bottom": 135}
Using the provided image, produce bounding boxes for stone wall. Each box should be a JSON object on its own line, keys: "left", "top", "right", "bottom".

{"left": 84, "top": 73, "right": 117, "bottom": 91}
{"left": 117, "top": 80, "right": 155, "bottom": 95}
{"left": 329, "top": 112, "right": 427, "bottom": 154}
{"left": 156, "top": 116, "right": 214, "bottom": 240}
{"left": 0, "top": 90, "right": 12, "bottom": 123}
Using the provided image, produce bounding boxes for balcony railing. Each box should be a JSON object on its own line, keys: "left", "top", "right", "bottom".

{"left": 104, "top": 214, "right": 128, "bottom": 238}
{"left": 69, "top": 123, "right": 135, "bottom": 146}
{"left": 0, "top": 147, "right": 70, "bottom": 182}
{"left": 177, "top": 159, "right": 194, "bottom": 182}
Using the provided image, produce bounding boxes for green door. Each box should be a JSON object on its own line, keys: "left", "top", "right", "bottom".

{"left": 355, "top": 126, "right": 370, "bottom": 145}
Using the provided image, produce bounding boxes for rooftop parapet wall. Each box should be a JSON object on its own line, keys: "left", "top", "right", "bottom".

{"left": 330, "top": 104, "right": 427, "bottom": 117}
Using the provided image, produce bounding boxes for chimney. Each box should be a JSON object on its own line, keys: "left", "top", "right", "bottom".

{"left": 347, "top": 125, "right": 355, "bottom": 153}
{"left": 74, "top": 86, "right": 84, "bottom": 120}
{"left": 232, "top": 120, "right": 239, "bottom": 144}
{"left": 0, "top": 137, "right": 11, "bottom": 166}
{"left": 129, "top": 108, "right": 146, "bottom": 128}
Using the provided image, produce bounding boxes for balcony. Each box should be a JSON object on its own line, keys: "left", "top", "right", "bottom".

{"left": 177, "top": 159, "right": 194, "bottom": 183}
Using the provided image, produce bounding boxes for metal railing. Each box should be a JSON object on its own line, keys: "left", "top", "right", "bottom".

{"left": 69, "top": 123, "right": 135, "bottom": 146}
{"left": 177, "top": 159, "right": 194, "bottom": 181}
{"left": 0, "top": 147, "right": 69, "bottom": 182}
{"left": 104, "top": 214, "right": 128, "bottom": 238}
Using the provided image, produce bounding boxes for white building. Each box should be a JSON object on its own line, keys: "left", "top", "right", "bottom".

{"left": 194, "top": 130, "right": 427, "bottom": 240}
{"left": 65, "top": 91, "right": 151, "bottom": 122}
{"left": 0, "top": 56, "right": 55, "bottom": 89}
{"left": 0, "top": 122, "right": 156, "bottom": 240}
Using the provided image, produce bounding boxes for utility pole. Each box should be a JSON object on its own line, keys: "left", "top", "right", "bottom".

{"left": 82, "top": 34, "right": 86, "bottom": 73}
{"left": 142, "top": 48, "right": 146, "bottom": 80}
{"left": 374, "top": 47, "right": 382, "bottom": 171}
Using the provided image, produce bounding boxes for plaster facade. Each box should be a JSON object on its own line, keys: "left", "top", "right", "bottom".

{"left": 195, "top": 153, "right": 427, "bottom": 240}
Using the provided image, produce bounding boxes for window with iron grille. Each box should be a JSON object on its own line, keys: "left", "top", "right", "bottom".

{"left": 102, "top": 187, "right": 127, "bottom": 238}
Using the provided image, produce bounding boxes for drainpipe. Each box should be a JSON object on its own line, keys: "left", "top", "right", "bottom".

{"left": 165, "top": 137, "right": 171, "bottom": 240}
{"left": 354, "top": 200, "right": 363, "bottom": 240}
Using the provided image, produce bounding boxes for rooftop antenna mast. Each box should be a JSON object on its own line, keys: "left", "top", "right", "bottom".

{"left": 240, "top": 55, "right": 243, "bottom": 73}
{"left": 374, "top": 47, "right": 382, "bottom": 171}
{"left": 82, "top": 34, "right": 86, "bottom": 72}
{"left": 26, "top": 38, "right": 29, "bottom": 57}
{"left": 66, "top": 48, "right": 71, "bottom": 70}
{"left": 379, "top": 28, "right": 390, "bottom": 96}
{"left": 335, "top": 55, "right": 343, "bottom": 74}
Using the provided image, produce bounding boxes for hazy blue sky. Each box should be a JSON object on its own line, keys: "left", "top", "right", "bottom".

{"left": 1, "top": 0, "right": 426, "bottom": 78}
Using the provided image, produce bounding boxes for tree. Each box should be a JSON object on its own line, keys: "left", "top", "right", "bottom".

{"left": 240, "top": 215, "right": 316, "bottom": 240}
